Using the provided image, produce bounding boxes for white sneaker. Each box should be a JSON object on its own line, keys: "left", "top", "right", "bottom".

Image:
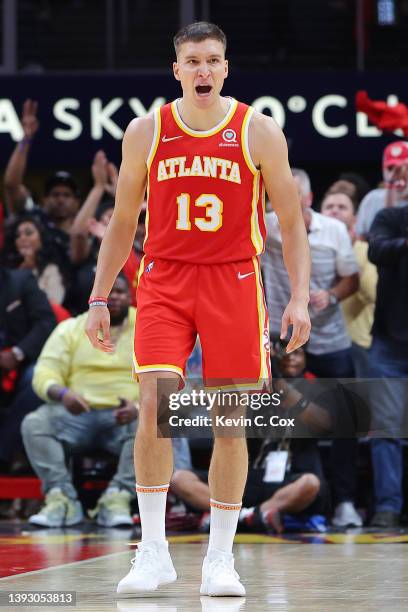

{"left": 28, "top": 488, "right": 83, "bottom": 527}
{"left": 89, "top": 488, "right": 133, "bottom": 527}
{"left": 332, "top": 501, "right": 363, "bottom": 527}
{"left": 116, "top": 540, "right": 177, "bottom": 594}
{"left": 200, "top": 549, "right": 246, "bottom": 597}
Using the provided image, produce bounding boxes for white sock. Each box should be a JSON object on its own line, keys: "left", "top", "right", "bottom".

{"left": 136, "top": 483, "right": 169, "bottom": 543}
{"left": 208, "top": 498, "right": 242, "bottom": 554}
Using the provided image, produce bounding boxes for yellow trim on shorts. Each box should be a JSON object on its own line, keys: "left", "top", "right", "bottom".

{"left": 133, "top": 351, "right": 184, "bottom": 378}
{"left": 204, "top": 381, "right": 266, "bottom": 392}
{"left": 252, "top": 256, "right": 270, "bottom": 382}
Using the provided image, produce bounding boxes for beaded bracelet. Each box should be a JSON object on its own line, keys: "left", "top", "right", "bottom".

{"left": 88, "top": 296, "right": 108, "bottom": 303}
{"left": 88, "top": 296, "right": 108, "bottom": 308}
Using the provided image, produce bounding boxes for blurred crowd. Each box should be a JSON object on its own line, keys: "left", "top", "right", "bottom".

{"left": 1, "top": 100, "right": 408, "bottom": 533}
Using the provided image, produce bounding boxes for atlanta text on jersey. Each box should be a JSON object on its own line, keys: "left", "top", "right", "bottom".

{"left": 157, "top": 155, "right": 241, "bottom": 184}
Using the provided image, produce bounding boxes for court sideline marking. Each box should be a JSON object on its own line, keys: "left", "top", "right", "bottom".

{"left": 0, "top": 550, "right": 130, "bottom": 581}
{"left": 0, "top": 540, "right": 305, "bottom": 581}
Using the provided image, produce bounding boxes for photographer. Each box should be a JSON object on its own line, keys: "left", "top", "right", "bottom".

{"left": 170, "top": 341, "right": 330, "bottom": 533}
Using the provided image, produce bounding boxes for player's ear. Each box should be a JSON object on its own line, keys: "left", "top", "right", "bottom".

{"left": 224, "top": 59, "right": 228, "bottom": 79}
{"left": 173, "top": 62, "right": 181, "bottom": 81}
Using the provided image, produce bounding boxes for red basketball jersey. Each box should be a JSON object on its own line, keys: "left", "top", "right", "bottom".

{"left": 143, "top": 98, "right": 266, "bottom": 264}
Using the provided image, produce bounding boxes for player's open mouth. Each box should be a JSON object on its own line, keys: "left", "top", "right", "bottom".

{"left": 195, "top": 85, "right": 212, "bottom": 97}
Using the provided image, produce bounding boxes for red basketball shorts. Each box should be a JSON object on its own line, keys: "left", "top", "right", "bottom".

{"left": 133, "top": 256, "right": 271, "bottom": 389}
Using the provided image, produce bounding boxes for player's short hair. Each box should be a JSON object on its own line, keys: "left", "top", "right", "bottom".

{"left": 291, "top": 168, "right": 311, "bottom": 198}
{"left": 173, "top": 21, "right": 227, "bottom": 56}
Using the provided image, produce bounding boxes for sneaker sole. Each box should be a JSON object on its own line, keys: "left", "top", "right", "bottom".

{"left": 116, "top": 571, "right": 177, "bottom": 596}
{"left": 199, "top": 596, "right": 246, "bottom": 608}
{"left": 332, "top": 520, "right": 363, "bottom": 528}
{"left": 200, "top": 581, "right": 246, "bottom": 597}
{"left": 96, "top": 516, "right": 133, "bottom": 527}
{"left": 65, "top": 516, "right": 84, "bottom": 526}
{"left": 28, "top": 517, "right": 64, "bottom": 528}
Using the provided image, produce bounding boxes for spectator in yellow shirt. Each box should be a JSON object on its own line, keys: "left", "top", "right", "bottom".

{"left": 21, "top": 275, "right": 139, "bottom": 528}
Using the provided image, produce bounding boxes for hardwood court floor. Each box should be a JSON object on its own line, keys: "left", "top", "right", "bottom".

{"left": 1, "top": 525, "right": 408, "bottom": 611}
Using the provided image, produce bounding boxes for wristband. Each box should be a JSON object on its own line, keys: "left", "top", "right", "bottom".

{"left": 88, "top": 296, "right": 108, "bottom": 304}
{"left": 57, "top": 387, "right": 69, "bottom": 402}
{"left": 88, "top": 296, "right": 108, "bottom": 308}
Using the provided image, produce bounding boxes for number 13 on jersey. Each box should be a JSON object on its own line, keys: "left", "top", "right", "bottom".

{"left": 176, "top": 193, "right": 223, "bottom": 232}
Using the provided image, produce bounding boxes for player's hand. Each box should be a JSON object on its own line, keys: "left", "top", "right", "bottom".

{"left": 309, "top": 289, "right": 330, "bottom": 312}
{"left": 85, "top": 306, "right": 114, "bottom": 353}
{"left": 113, "top": 398, "right": 139, "bottom": 424}
{"left": 62, "top": 390, "right": 90, "bottom": 415}
{"left": 21, "top": 99, "right": 39, "bottom": 139}
{"left": 280, "top": 297, "right": 311, "bottom": 353}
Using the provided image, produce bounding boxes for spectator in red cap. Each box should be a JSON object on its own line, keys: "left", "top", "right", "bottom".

{"left": 355, "top": 141, "right": 408, "bottom": 239}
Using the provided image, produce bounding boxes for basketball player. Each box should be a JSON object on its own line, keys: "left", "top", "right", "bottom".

{"left": 86, "top": 22, "right": 311, "bottom": 597}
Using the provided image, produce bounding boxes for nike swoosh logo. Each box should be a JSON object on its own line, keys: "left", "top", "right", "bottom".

{"left": 238, "top": 272, "right": 255, "bottom": 280}
{"left": 162, "top": 135, "right": 183, "bottom": 142}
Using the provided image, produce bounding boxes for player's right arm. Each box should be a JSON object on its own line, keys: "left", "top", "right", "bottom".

{"left": 85, "top": 114, "right": 154, "bottom": 352}
{"left": 250, "top": 111, "right": 311, "bottom": 353}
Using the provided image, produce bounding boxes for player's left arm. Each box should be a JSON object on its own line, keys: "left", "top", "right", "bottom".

{"left": 250, "top": 112, "right": 311, "bottom": 353}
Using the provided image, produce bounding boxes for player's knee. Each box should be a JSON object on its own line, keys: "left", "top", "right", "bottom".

{"left": 299, "top": 473, "right": 320, "bottom": 497}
